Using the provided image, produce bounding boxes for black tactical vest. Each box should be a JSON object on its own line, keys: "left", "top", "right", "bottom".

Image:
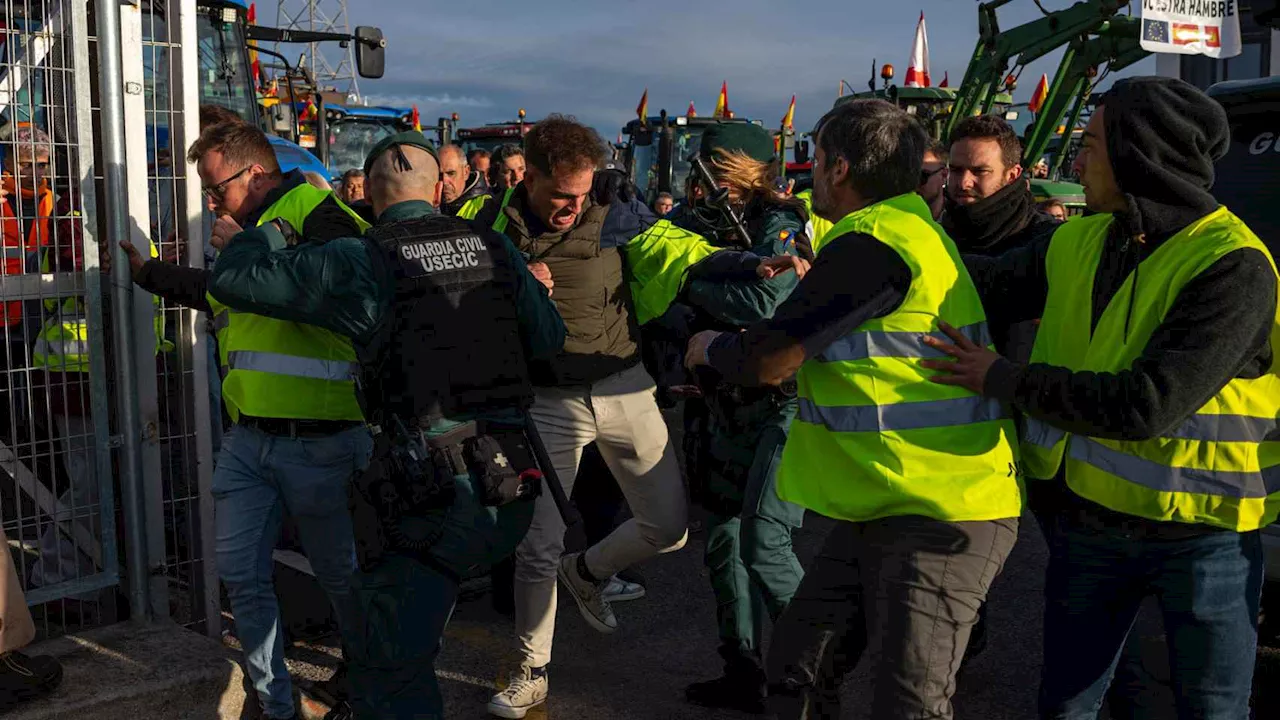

{"left": 360, "top": 213, "right": 533, "bottom": 425}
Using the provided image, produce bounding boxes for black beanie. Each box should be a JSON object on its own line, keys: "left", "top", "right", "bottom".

{"left": 1099, "top": 76, "right": 1226, "bottom": 238}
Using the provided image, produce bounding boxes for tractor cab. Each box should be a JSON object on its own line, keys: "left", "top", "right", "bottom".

{"left": 621, "top": 114, "right": 761, "bottom": 204}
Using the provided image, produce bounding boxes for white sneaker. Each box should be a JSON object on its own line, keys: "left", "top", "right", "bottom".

{"left": 601, "top": 574, "right": 646, "bottom": 603}
{"left": 487, "top": 666, "right": 548, "bottom": 719}
{"left": 557, "top": 552, "right": 618, "bottom": 633}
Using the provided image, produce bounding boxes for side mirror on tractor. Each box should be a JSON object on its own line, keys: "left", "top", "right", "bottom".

{"left": 354, "top": 26, "right": 386, "bottom": 79}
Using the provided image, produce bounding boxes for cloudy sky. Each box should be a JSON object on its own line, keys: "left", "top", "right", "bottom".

{"left": 262, "top": 0, "right": 1155, "bottom": 137}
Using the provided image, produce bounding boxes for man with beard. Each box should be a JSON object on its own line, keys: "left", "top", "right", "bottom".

{"left": 943, "top": 115, "right": 1060, "bottom": 364}
{"left": 438, "top": 144, "right": 493, "bottom": 219}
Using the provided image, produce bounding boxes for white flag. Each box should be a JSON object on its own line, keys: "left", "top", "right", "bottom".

{"left": 905, "top": 11, "right": 931, "bottom": 88}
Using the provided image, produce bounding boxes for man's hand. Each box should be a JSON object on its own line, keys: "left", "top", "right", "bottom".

{"left": 117, "top": 240, "right": 147, "bottom": 280}
{"left": 757, "top": 255, "right": 811, "bottom": 280}
{"left": 685, "top": 330, "right": 724, "bottom": 370}
{"left": 210, "top": 214, "right": 243, "bottom": 251}
{"left": 528, "top": 262, "right": 553, "bottom": 296}
{"left": 919, "top": 321, "right": 1003, "bottom": 395}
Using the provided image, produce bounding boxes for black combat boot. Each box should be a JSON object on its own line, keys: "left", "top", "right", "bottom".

{"left": 685, "top": 645, "right": 768, "bottom": 715}
{"left": 0, "top": 651, "right": 63, "bottom": 711}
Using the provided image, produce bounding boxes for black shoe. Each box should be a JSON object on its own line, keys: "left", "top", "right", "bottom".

{"left": 0, "top": 651, "right": 64, "bottom": 710}
{"left": 685, "top": 673, "right": 768, "bottom": 715}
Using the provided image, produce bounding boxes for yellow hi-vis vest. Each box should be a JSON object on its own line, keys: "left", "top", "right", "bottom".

{"left": 33, "top": 241, "right": 170, "bottom": 374}
{"left": 796, "top": 189, "right": 834, "bottom": 254}
{"left": 455, "top": 194, "right": 491, "bottom": 220}
{"left": 777, "top": 193, "right": 1022, "bottom": 523}
{"left": 1020, "top": 208, "right": 1280, "bottom": 531}
{"left": 489, "top": 187, "right": 517, "bottom": 234}
{"left": 206, "top": 183, "right": 371, "bottom": 423}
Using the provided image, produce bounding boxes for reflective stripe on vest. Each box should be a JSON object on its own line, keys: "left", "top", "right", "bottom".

{"left": 215, "top": 183, "right": 371, "bottom": 423}
{"left": 1021, "top": 208, "right": 1280, "bottom": 530}
{"left": 816, "top": 322, "right": 991, "bottom": 363}
{"left": 798, "top": 394, "right": 1005, "bottom": 433}
{"left": 227, "top": 350, "right": 358, "bottom": 382}
{"left": 491, "top": 187, "right": 517, "bottom": 235}
{"left": 777, "top": 193, "right": 1021, "bottom": 524}
{"left": 31, "top": 299, "right": 89, "bottom": 373}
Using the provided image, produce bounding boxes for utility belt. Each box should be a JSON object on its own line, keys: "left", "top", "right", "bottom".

{"left": 351, "top": 415, "right": 543, "bottom": 569}
{"left": 240, "top": 415, "right": 363, "bottom": 439}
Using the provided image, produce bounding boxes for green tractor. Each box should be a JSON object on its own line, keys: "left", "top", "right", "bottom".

{"left": 946, "top": 0, "right": 1149, "bottom": 213}
{"left": 620, "top": 110, "right": 764, "bottom": 205}
{"left": 830, "top": 1, "right": 1148, "bottom": 214}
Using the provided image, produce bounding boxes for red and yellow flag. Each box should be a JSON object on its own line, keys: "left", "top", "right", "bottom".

{"left": 411, "top": 105, "right": 421, "bottom": 132}
{"left": 248, "top": 3, "right": 261, "bottom": 92}
{"left": 781, "top": 95, "right": 796, "bottom": 130}
{"left": 687, "top": 101, "right": 696, "bottom": 118}
{"left": 636, "top": 89, "right": 649, "bottom": 122}
{"left": 713, "top": 82, "right": 728, "bottom": 118}
{"left": 1029, "top": 73, "right": 1050, "bottom": 113}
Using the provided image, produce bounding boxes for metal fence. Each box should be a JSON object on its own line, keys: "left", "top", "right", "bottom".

{"left": 0, "top": 0, "right": 216, "bottom": 640}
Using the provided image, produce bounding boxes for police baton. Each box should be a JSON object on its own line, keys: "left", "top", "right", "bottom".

{"left": 523, "top": 414, "right": 582, "bottom": 528}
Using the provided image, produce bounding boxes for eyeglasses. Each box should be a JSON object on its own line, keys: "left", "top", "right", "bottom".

{"left": 919, "top": 165, "right": 947, "bottom": 184}
{"left": 202, "top": 165, "right": 253, "bottom": 201}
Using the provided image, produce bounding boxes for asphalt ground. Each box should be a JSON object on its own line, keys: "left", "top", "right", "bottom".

{"left": 267, "top": 504, "right": 1280, "bottom": 720}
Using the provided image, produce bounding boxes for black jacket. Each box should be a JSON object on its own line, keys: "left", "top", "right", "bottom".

{"left": 943, "top": 179, "right": 1061, "bottom": 363}
{"left": 135, "top": 170, "right": 363, "bottom": 312}
{"left": 968, "top": 77, "right": 1275, "bottom": 534}
{"left": 440, "top": 171, "right": 491, "bottom": 216}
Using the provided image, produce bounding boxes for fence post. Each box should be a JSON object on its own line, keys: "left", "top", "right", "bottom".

{"left": 95, "top": 0, "right": 151, "bottom": 622}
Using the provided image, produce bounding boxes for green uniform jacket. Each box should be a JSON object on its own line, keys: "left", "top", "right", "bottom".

{"left": 671, "top": 202, "right": 805, "bottom": 325}
{"left": 206, "top": 200, "right": 565, "bottom": 364}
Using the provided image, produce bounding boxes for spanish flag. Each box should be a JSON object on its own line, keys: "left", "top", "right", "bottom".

{"left": 713, "top": 82, "right": 728, "bottom": 118}
{"left": 636, "top": 89, "right": 648, "bottom": 122}
{"left": 782, "top": 95, "right": 796, "bottom": 131}
{"left": 248, "top": 3, "right": 261, "bottom": 92}
{"left": 1029, "top": 73, "right": 1050, "bottom": 114}
{"left": 411, "top": 105, "right": 421, "bottom": 132}
{"left": 687, "top": 101, "right": 696, "bottom": 118}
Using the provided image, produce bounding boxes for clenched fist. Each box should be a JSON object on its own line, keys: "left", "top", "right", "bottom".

{"left": 210, "top": 214, "right": 243, "bottom": 251}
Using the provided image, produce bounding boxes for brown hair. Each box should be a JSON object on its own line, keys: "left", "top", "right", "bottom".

{"left": 949, "top": 115, "right": 1022, "bottom": 170}
{"left": 709, "top": 149, "right": 804, "bottom": 217}
{"left": 199, "top": 104, "right": 246, "bottom": 132}
{"left": 523, "top": 114, "right": 604, "bottom": 176}
{"left": 186, "top": 121, "right": 279, "bottom": 172}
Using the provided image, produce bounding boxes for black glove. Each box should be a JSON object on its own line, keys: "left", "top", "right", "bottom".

{"left": 592, "top": 168, "right": 635, "bottom": 206}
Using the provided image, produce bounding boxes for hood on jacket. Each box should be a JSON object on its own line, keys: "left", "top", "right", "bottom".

{"left": 1100, "top": 76, "right": 1227, "bottom": 242}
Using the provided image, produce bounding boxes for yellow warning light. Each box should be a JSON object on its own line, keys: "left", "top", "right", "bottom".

{"left": 880, "top": 63, "right": 895, "bottom": 80}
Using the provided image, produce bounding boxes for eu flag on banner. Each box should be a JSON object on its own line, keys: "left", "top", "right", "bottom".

{"left": 1143, "top": 18, "right": 1170, "bottom": 44}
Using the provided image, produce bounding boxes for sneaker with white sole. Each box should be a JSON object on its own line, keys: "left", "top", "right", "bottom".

{"left": 601, "top": 574, "right": 646, "bottom": 603}
{"left": 557, "top": 552, "right": 617, "bottom": 633}
{"left": 487, "top": 666, "right": 548, "bottom": 719}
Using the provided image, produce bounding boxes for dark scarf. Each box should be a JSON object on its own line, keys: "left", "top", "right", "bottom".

{"left": 941, "top": 179, "right": 1037, "bottom": 256}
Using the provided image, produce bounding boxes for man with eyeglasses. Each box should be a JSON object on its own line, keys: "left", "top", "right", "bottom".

{"left": 918, "top": 141, "right": 948, "bottom": 222}
{"left": 120, "top": 120, "right": 369, "bottom": 720}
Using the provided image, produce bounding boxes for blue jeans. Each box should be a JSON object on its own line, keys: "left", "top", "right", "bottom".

{"left": 1039, "top": 513, "right": 1263, "bottom": 720}
{"left": 213, "top": 423, "right": 372, "bottom": 718}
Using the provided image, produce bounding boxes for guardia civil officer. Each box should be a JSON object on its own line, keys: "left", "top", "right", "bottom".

{"left": 208, "top": 131, "right": 566, "bottom": 720}
{"left": 666, "top": 122, "right": 811, "bottom": 714}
